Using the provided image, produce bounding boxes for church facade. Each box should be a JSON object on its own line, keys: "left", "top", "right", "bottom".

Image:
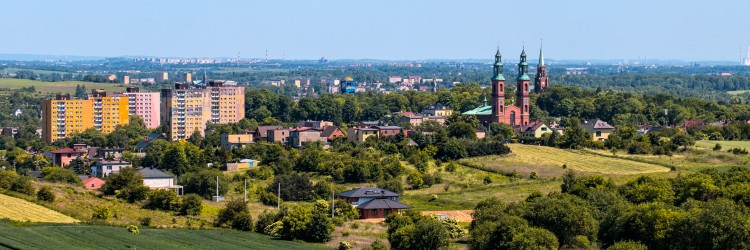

{"left": 464, "top": 45, "right": 548, "bottom": 127}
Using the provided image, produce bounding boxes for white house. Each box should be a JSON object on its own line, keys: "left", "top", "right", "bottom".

{"left": 13, "top": 108, "right": 22, "bottom": 116}
{"left": 92, "top": 160, "right": 132, "bottom": 178}
{"left": 137, "top": 167, "right": 182, "bottom": 195}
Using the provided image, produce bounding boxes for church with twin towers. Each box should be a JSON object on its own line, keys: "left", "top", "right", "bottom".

{"left": 463, "top": 44, "right": 549, "bottom": 127}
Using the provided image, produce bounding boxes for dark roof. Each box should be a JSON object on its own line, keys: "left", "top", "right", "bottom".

{"left": 137, "top": 167, "right": 173, "bottom": 179}
{"left": 424, "top": 103, "right": 451, "bottom": 110}
{"left": 358, "top": 199, "right": 412, "bottom": 210}
{"left": 256, "top": 126, "right": 283, "bottom": 137}
{"left": 584, "top": 119, "right": 615, "bottom": 129}
{"left": 321, "top": 126, "right": 342, "bottom": 137}
{"left": 374, "top": 126, "right": 402, "bottom": 130}
{"left": 136, "top": 133, "right": 166, "bottom": 149}
{"left": 336, "top": 187, "right": 401, "bottom": 198}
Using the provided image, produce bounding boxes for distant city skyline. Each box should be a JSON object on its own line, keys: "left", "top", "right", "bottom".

{"left": 2, "top": 0, "right": 750, "bottom": 61}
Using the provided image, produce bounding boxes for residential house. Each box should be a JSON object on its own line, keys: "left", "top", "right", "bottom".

{"left": 373, "top": 126, "right": 406, "bottom": 137}
{"left": 399, "top": 115, "right": 446, "bottom": 127}
{"left": 582, "top": 119, "right": 615, "bottom": 142}
{"left": 222, "top": 159, "right": 257, "bottom": 171}
{"left": 95, "top": 148, "right": 125, "bottom": 160}
{"left": 289, "top": 127, "right": 324, "bottom": 148}
{"left": 347, "top": 128, "right": 379, "bottom": 142}
{"left": 298, "top": 120, "right": 333, "bottom": 130}
{"left": 321, "top": 126, "right": 345, "bottom": 141}
{"left": 92, "top": 160, "right": 132, "bottom": 178}
{"left": 221, "top": 133, "right": 254, "bottom": 150}
{"left": 517, "top": 121, "right": 555, "bottom": 138}
{"left": 422, "top": 104, "right": 453, "bottom": 117}
{"left": 1, "top": 127, "right": 18, "bottom": 138}
{"left": 255, "top": 126, "right": 283, "bottom": 142}
{"left": 81, "top": 176, "right": 105, "bottom": 190}
{"left": 268, "top": 128, "right": 291, "bottom": 144}
{"left": 137, "top": 167, "right": 182, "bottom": 194}
{"left": 356, "top": 121, "right": 380, "bottom": 128}
{"left": 49, "top": 148, "right": 87, "bottom": 167}
{"left": 336, "top": 187, "right": 411, "bottom": 219}
{"left": 13, "top": 108, "right": 22, "bottom": 116}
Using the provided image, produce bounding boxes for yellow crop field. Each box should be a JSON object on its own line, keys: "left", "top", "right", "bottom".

{"left": 465, "top": 144, "right": 670, "bottom": 176}
{"left": 0, "top": 193, "right": 78, "bottom": 223}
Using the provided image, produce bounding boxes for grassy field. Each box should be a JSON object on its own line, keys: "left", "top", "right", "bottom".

{"left": 464, "top": 144, "right": 671, "bottom": 176}
{"left": 0, "top": 193, "right": 78, "bottom": 224}
{"left": 0, "top": 78, "right": 127, "bottom": 94}
{"left": 695, "top": 140, "right": 750, "bottom": 150}
{"left": 10, "top": 183, "right": 217, "bottom": 228}
{"left": 728, "top": 90, "right": 750, "bottom": 95}
{"left": 0, "top": 221, "right": 325, "bottom": 250}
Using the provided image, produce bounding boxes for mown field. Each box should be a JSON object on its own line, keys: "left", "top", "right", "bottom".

{"left": 0, "top": 193, "right": 78, "bottom": 224}
{"left": 465, "top": 144, "right": 671, "bottom": 176}
{"left": 695, "top": 140, "right": 750, "bottom": 150}
{"left": 0, "top": 222, "right": 325, "bottom": 250}
{"left": 0, "top": 78, "right": 126, "bottom": 94}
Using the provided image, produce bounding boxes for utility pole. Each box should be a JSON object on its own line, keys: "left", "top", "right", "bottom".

{"left": 244, "top": 178, "right": 247, "bottom": 202}
{"left": 277, "top": 182, "right": 281, "bottom": 210}
{"left": 331, "top": 184, "right": 335, "bottom": 218}
{"left": 215, "top": 176, "right": 219, "bottom": 201}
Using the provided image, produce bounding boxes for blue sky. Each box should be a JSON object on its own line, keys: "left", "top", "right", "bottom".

{"left": 2, "top": 0, "right": 749, "bottom": 61}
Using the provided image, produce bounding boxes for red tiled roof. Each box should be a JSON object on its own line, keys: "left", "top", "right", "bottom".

{"left": 50, "top": 148, "right": 85, "bottom": 154}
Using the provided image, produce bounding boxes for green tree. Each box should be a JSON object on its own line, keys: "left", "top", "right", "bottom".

{"left": 619, "top": 176, "right": 675, "bottom": 204}
{"left": 181, "top": 169, "right": 228, "bottom": 199}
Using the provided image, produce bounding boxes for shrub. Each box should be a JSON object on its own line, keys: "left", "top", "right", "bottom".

{"left": 127, "top": 225, "right": 139, "bottom": 234}
{"left": 378, "top": 178, "right": 404, "bottom": 194}
{"left": 41, "top": 167, "right": 81, "bottom": 184}
{"left": 232, "top": 211, "right": 254, "bottom": 231}
{"left": 116, "top": 185, "right": 149, "bottom": 203}
{"left": 0, "top": 170, "right": 19, "bottom": 189}
{"left": 483, "top": 175, "right": 492, "bottom": 184}
{"left": 445, "top": 162, "right": 457, "bottom": 172}
{"left": 407, "top": 172, "right": 423, "bottom": 189}
{"left": 265, "top": 173, "right": 314, "bottom": 201}
{"left": 11, "top": 175, "right": 35, "bottom": 195}
{"left": 713, "top": 143, "right": 722, "bottom": 151}
{"left": 92, "top": 207, "right": 112, "bottom": 220}
{"left": 36, "top": 186, "right": 55, "bottom": 202}
{"left": 337, "top": 241, "right": 353, "bottom": 250}
{"left": 365, "top": 239, "right": 388, "bottom": 250}
{"left": 258, "top": 190, "right": 278, "bottom": 206}
{"left": 530, "top": 171, "right": 539, "bottom": 180}
{"left": 255, "top": 211, "right": 280, "bottom": 233}
{"left": 606, "top": 240, "right": 648, "bottom": 250}
{"left": 429, "top": 194, "right": 438, "bottom": 202}
{"left": 216, "top": 199, "right": 248, "bottom": 228}
{"left": 140, "top": 217, "right": 152, "bottom": 227}
{"left": 145, "top": 189, "right": 180, "bottom": 211}
{"left": 179, "top": 194, "right": 203, "bottom": 215}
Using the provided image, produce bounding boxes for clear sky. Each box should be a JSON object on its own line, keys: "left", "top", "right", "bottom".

{"left": 2, "top": 0, "right": 749, "bottom": 61}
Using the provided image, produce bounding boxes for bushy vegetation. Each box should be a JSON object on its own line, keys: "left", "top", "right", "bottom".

{"left": 466, "top": 169, "right": 750, "bottom": 249}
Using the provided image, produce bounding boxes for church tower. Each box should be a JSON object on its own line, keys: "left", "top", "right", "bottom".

{"left": 534, "top": 41, "right": 548, "bottom": 93}
{"left": 491, "top": 47, "right": 506, "bottom": 123}
{"left": 516, "top": 47, "right": 531, "bottom": 126}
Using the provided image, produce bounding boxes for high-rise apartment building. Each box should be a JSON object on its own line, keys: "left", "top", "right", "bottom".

{"left": 160, "top": 82, "right": 244, "bottom": 141}
{"left": 42, "top": 94, "right": 94, "bottom": 143}
{"left": 125, "top": 87, "right": 161, "bottom": 129}
{"left": 156, "top": 72, "right": 169, "bottom": 82}
{"left": 88, "top": 90, "right": 129, "bottom": 134}
{"left": 42, "top": 90, "right": 129, "bottom": 143}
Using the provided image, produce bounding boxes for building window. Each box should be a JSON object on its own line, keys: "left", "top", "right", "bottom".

{"left": 596, "top": 131, "right": 602, "bottom": 137}
{"left": 371, "top": 210, "right": 378, "bottom": 216}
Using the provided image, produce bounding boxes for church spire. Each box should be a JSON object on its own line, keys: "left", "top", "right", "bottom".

{"left": 518, "top": 46, "right": 529, "bottom": 80}
{"left": 492, "top": 46, "right": 505, "bottom": 81}
{"left": 538, "top": 39, "right": 545, "bottom": 67}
